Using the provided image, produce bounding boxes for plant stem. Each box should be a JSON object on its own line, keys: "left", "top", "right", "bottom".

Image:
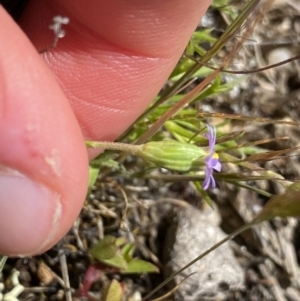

{"left": 0, "top": 256, "right": 7, "bottom": 273}
{"left": 85, "top": 140, "right": 143, "bottom": 155}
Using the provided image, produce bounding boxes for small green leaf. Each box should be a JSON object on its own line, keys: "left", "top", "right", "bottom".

{"left": 255, "top": 182, "right": 300, "bottom": 221}
{"left": 124, "top": 258, "right": 159, "bottom": 274}
{"left": 101, "top": 255, "right": 128, "bottom": 271}
{"left": 115, "top": 237, "right": 127, "bottom": 247}
{"left": 88, "top": 165, "right": 99, "bottom": 193}
{"left": 97, "top": 152, "right": 120, "bottom": 170}
{"left": 102, "top": 279, "right": 123, "bottom": 301}
{"left": 90, "top": 236, "right": 117, "bottom": 261}
{"left": 121, "top": 243, "right": 135, "bottom": 262}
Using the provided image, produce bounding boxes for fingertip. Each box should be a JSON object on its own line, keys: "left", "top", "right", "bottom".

{"left": 0, "top": 7, "right": 89, "bottom": 255}
{"left": 0, "top": 168, "right": 62, "bottom": 256}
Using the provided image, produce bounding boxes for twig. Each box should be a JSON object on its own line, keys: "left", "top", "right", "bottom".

{"left": 59, "top": 250, "right": 72, "bottom": 301}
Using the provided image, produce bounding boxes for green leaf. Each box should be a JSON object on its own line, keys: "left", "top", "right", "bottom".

{"left": 194, "top": 181, "right": 213, "bottom": 208}
{"left": 102, "top": 279, "right": 123, "bottom": 301}
{"left": 90, "top": 236, "right": 117, "bottom": 261}
{"left": 124, "top": 258, "right": 159, "bottom": 274}
{"left": 255, "top": 182, "right": 300, "bottom": 221}
{"left": 121, "top": 243, "right": 135, "bottom": 262}
{"left": 100, "top": 254, "right": 128, "bottom": 271}
{"left": 115, "top": 237, "right": 127, "bottom": 247}
{"left": 0, "top": 256, "right": 7, "bottom": 273}
{"left": 97, "top": 152, "right": 120, "bottom": 170}
{"left": 88, "top": 165, "right": 99, "bottom": 193}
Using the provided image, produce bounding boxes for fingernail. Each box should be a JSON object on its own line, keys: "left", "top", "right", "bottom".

{"left": 0, "top": 166, "right": 62, "bottom": 256}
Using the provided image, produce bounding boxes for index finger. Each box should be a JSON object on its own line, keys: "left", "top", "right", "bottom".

{"left": 19, "top": 0, "right": 212, "bottom": 142}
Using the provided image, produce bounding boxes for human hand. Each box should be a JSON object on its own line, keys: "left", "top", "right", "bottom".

{"left": 0, "top": 0, "right": 211, "bottom": 256}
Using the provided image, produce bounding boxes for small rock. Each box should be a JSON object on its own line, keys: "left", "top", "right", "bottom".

{"left": 163, "top": 206, "right": 244, "bottom": 300}
{"left": 267, "top": 47, "right": 293, "bottom": 70}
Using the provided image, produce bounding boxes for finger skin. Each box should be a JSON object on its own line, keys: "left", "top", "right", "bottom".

{"left": 0, "top": 0, "right": 211, "bottom": 255}
{"left": 19, "top": 0, "right": 212, "bottom": 142}
{"left": 0, "top": 7, "right": 89, "bottom": 256}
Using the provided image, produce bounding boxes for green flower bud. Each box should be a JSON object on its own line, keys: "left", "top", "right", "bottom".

{"left": 136, "top": 140, "right": 207, "bottom": 172}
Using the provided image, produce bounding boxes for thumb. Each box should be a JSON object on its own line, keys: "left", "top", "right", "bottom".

{"left": 0, "top": 7, "right": 89, "bottom": 256}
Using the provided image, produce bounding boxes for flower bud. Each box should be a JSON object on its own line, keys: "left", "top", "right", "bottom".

{"left": 136, "top": 141, "right": 207, "bottom": 172}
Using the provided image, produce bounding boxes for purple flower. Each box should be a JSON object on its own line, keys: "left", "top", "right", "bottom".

{"left": 202, "top": 125, "right": 222, "bottom": 190}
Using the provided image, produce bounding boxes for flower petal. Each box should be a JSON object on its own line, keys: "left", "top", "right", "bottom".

{"left": 203, "top": 124, "right": 222, "bottom": 189}
{"left": 202, "top": 166, "right": 212, "bottom": 190}
{"left": 213, "top": 160, "right": 222, "bottom": 172}
{"left": 210, "top": 175, "right": 216, "bottom": 188}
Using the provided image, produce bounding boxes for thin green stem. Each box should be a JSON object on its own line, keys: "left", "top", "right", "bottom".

{"left": 220, "top": 153, "right": 291, "bottom": 188}
{"left": 85, "top": 141, "right": 143, "bottom": 154}
{"left": 0, "top": 256, "right": 7, "bottom": 273}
